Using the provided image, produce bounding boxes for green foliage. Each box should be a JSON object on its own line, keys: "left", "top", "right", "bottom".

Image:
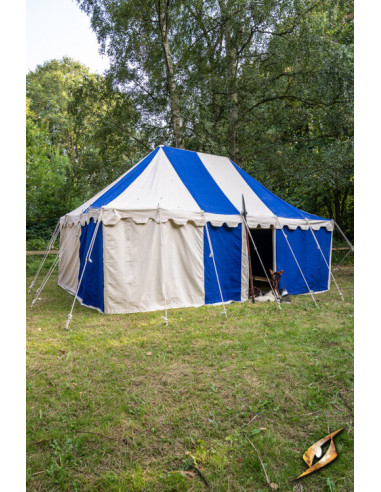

{"left": 27, "top": 2, "right": 353, "bottom": 241}
{"left": 26, "top": 58, "right": 140, "bottom": 244}
{"left": 67, "top": 72, "right": 141, "bottom": 196}
{"left": 26, "top": 97, "right": 70, "bottom": 243}
{"left": 236, "top": 1, "right": 354, "bottom": 235}
{"left": 77, "top": 0, "right": 353, "bottom": 236}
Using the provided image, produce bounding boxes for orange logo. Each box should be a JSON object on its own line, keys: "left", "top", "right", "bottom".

{"left": 295, "top": 428, "right": 344, "bottom": 480}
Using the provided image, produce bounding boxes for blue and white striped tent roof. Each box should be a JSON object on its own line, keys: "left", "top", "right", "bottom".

{"left": 64, "top": 145, "right": 332, "bottom": 231}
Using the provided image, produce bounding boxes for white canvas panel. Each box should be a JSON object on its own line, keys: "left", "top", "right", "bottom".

{"left": 197, "top": 152, "right": 274, "bottom": 218}
{"left": 103, "top": 219, "right": 204, "bottom": 314}
{"left": 58, "top": 224, "right": 80, "bottom": 294}
{"left": 105, "top": 148, "right": 202, "bottom": 214}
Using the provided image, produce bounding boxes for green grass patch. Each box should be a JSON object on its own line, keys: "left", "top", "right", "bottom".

{"left": 27, "top": 266, "right": 354, "bottom": 491}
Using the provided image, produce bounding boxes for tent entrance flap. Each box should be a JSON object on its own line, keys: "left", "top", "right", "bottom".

{"left": 249, "top": 228, "right": 274, "bottom": 281}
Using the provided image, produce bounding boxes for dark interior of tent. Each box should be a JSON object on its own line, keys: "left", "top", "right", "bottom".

{"left": 249, "top": 228, "right": 274, "bottom": 281}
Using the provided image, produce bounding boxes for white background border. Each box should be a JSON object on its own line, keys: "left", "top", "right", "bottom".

{"left": 1, "top": 1, "right": 26, "bottom": 488}
{"left": 1, "top": 1, "right": 377, "bottom": 489}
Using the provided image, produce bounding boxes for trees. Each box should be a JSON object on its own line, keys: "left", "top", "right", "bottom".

{"left": 27, "top": 2, "right": 353, "bottom": 238}
{"left": 26, "top": 58, "right": 140, "bottom": 243}
{"left": 78, "top": 0, "right": 353, "bottom": 234}
{"left": 67, "top": 71, "right": 141, "bottom": 197}
{"left": 77, "top": 0, "right": 187, "bottom": 148}
{"left": 26, "top": 98, "right": 70, "bottom": 242}
{"left": 236, "top": 1, "right": 354, "bottom": 232}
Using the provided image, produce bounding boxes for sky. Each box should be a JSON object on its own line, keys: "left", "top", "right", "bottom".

{"left": 26, "top": 0, "right": 110, "bottom": 74}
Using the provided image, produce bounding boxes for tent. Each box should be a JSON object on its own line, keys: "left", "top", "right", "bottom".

{"left": 56, "top": 145, "right": 334, "bottom": 318}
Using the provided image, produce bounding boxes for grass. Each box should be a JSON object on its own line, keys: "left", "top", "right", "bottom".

{"left": 26, "top": 261, "right": 353, "bottom": 491}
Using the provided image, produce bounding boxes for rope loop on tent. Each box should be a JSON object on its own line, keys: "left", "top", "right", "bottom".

{"left": 28, "top": 220, "right": 60, "bottom": 294}
{"left": 276, "top": 219, "right": 318, "bottom": 307}
{"left": 241, "top": 214, "right": 281, "bottom": 310}
{"left": 158, "top": 204, "right": 168, "bottom": 326}
{"left": 204, "top": 221, "right": 227, "bottom": 318}
{"left": 65, "top": 214, "right": 102, "bottom": 330}
{"left": 306, "top": 220, "right": 344, "bottom": 301}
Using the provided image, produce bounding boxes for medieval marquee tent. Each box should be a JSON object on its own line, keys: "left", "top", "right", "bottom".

{"left": 52, "top": 145, "right": 335, "bottom": 319}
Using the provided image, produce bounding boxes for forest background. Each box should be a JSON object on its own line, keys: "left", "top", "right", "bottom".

{"left": 26, "top": 0, "right": 353, "bottom": 247}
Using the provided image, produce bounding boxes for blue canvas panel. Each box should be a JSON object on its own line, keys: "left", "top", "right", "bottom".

{"left": 78, "top": 220, "right": 104, "bottom": 311}
{"left": 276, "top": 227, "right": 332, "bottom": 295}
{"left": 163, "top": 146, "right": 239, "bottom": 215}
{"left": 230, "top": 160, "right": 327, "bottom": 221}
{"left": 87, "top": 148, "right": 160, "bottom": 210}
{"left": 204, "top": 224, "right": 242, "bottom": 304}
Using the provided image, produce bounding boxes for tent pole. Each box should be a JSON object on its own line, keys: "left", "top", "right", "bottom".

{"left": 30, "top": 223, "right": 81, "bottom": 308}
{"left": 277, "top": 221, "right": 318, "bottom": 307}
{"left": 246, "top": 227, "right": 256, "bottom": 301}
{"left": 307, "top": 221, "right": 344, "bottom": 301}
{"left": 28, "top": 219, "right": 60, "bottom": 293}
{"left": 241, "top": 195, "right": 255, "bottom": 302}
{"left": 158, "top": 205, "right": 168, "bottom": 326}
{"left": 65, "top": 216, "right": 101, "bottom": 330}
{"left": 242, "top": 215, "right": 281, "bottom": 310}
{"left": 205, "top": 222, "right": 227, "bottom": 318}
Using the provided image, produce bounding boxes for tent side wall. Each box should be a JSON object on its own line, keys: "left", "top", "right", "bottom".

{"left": 275, "top": 227, "right": 332, "bottom": 295}
{"left": 58, "top": 220, "right": 332, "bottom": 315}
{"left": 58, "top": 224, "right": 80, "bottom": 295}
{"left": 102, "top": 219, "right": 205, "bottom": 314}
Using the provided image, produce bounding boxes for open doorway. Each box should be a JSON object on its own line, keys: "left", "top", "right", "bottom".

{"left": 248, "top": 228, "right": 274, "bottom": 281}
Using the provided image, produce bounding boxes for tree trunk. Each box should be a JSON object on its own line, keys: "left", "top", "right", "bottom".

{"left": 228, "top": 81, "right": 240, "bottom": 164}
{"left": 324, "top": 197, "right": 333, "bottom": 220}
{"left": 220, "top": 0, "right": 241, "bottom": 164}
{"left": 158, "top": 0, "right": 185, "bottom": 149}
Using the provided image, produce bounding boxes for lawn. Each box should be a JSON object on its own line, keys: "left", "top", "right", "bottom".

{"left": 26, "top": 261, "right": 354, "bottom": 491}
